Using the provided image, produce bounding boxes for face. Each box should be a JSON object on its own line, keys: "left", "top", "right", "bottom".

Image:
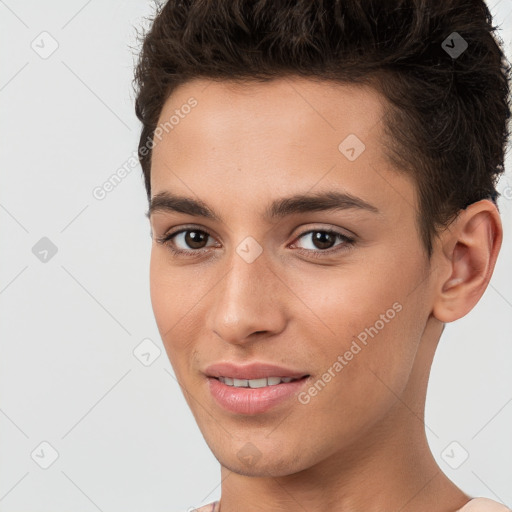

{"left": 148, "top": 77, "right": 436, "bottom": 477}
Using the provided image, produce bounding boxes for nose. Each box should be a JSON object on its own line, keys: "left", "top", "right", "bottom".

{"left": 208, "top": 248, "right": 288, "bottom": 345}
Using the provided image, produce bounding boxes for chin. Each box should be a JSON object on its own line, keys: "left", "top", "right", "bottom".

{"left": 211, "top": 441, "right": 311, "bottom": 478}
{"left": 220, "top": 457, "right": 303, "bottom": 478}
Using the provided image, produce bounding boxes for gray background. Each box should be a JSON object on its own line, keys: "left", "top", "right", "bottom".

{"left": 0, "top": 1, "right": 511, "bottom": 511}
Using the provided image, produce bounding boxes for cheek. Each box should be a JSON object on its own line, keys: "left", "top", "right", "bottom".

{"left": 149, "top": 250, "right": 221, "bottom": 383}
{"left": 289, "top": 253, "right": 423, "bottom": 388}
{"left": 149, "top": 250, "right": 201, "bottom": 328}
{"left": 289, "top": 273, "right": 421, "bottom": 443}
{"left": 289, "top": 262, "right": 406, "bottom": 343}
{"left": 149, "top": 252, "right": 198, "bottom": 358}
{"left": 149, "top": 252, "right": 173, "bottom": 332}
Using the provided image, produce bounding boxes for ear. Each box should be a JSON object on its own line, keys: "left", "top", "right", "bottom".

{"left": 432, "top": 199, "right": 502, "bottom": 323}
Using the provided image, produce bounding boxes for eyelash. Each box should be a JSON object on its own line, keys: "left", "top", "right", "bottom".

{"left": 155, "top": 226, "right": 355, "bottom": 259}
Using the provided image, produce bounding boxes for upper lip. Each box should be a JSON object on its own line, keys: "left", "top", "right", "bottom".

{"left": 204, "top": 362, "right": 309, "bottom": 380}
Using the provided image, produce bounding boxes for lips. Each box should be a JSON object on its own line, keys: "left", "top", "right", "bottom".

{"left": 204, "top": 361, "right": 309, "bottom": 380}
{"left": 207, "top": 374, "right": 310, "bottom": 414}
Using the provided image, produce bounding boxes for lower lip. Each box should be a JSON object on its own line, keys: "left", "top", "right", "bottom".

{"left": 207, "top": 376, "right": 310, "bottom": 415}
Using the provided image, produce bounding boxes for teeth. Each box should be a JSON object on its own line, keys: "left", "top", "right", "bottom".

{"left": 248, "top": 378, "right": 267, "bottom": 388}
{"left": 218, "top": 376, "right": 300, "bottom": 387}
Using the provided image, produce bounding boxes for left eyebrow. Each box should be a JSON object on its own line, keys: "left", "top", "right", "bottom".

{"left": 145, "top": 190, "right": 380, "bottom": 221}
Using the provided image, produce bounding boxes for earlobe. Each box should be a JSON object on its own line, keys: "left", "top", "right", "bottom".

{"left": 432, "top": 200, "right": 502, "bottom": 323}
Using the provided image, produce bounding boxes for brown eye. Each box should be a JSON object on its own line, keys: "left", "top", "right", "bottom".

{"left": 156, "top": 228, "right": 218, "bottom": 257}
{"left": 182, "top": 230, "right": 209, "bottom": 249}
{"left": 292, "top": 229, "right": 355, "bottom": 259}
{"left": 310, "top": 231, "right": 337, "bottom": 250}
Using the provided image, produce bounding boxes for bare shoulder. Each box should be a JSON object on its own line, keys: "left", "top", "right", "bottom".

{"left": 191, "top": 501, "right": 219, "bottom": 512}
{"left": 171, "top": 501, "right": 219, "bottom": 512}
{"left": 457, "top": 498, "right": 512, "bottom": 512}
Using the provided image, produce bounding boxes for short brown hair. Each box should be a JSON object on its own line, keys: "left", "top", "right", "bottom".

{"left": 134, "top": 0, "right": 511, "bottom": 257}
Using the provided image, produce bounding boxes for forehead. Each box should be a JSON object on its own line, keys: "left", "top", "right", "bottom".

{"left": 150, "top": 77, "right": 416, "bottom": 223}
{"left": 154, "top": 76, "right": 387, "bottom": 153}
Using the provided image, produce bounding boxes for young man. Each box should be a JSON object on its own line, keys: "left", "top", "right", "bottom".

{"left": 134, "top": 1, "right": 511, "bottom": 511}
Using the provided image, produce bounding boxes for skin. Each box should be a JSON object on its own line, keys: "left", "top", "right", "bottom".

{"left": 148, "top": 76, "right": 502, "bottom": 512}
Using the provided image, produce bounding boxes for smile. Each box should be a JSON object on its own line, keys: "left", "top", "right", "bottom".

{"left": 208, "top": 375, "right": 311, "bottom": 414}
{"left": 217, "top": 376, "right": 303, "bottom": 387}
